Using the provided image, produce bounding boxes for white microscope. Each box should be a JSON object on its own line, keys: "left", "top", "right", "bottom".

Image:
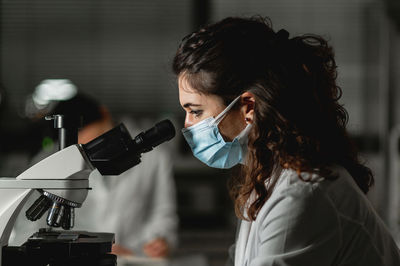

{"left": 0, "top": 115, "right": 175, "bottom": 266}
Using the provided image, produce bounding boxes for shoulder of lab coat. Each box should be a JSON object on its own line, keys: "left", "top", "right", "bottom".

{"left": 249, "top": 169, "right": 340, "bottom": 266}
{"left": 236, "top": 167, "right": 400, "bottom": 266}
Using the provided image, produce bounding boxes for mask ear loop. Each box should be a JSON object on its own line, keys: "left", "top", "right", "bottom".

{"left": 236, "top": 123, "right": 252, "bottom": 144}
{"left": 212, "top": 95, "right": 241, "bottom": 126}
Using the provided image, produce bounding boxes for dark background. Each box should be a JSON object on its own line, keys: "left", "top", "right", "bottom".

{"left": 1, "top": 0, "right": 400, "bottom": 265}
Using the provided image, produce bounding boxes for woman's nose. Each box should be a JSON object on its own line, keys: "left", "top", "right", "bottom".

{"left": 184, "top": 115, "right": 192, "bottom": 128}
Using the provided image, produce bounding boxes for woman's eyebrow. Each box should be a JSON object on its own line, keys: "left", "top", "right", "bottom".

{"left": 183, "top": 103, "right": 202, "bottom": 108}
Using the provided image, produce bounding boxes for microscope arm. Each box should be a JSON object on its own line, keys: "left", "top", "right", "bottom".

{"left": 0, "top": 188, "right": 33, "bottom": 259}
{"left": 0, "top": 145, "right": 92, "bottom": 249}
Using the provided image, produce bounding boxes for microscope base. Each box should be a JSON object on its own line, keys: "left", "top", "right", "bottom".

{"left": 2, "top": 228, "right": 116, "bottom": 266}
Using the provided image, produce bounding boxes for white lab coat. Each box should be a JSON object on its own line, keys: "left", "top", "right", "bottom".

{"left": 76, "top": 145, "right": 178, "bottom": 254}
{"left": 10, "top": 120, "right": 178, "bottom": 255}
{"left": 234, "top": 166, "right": 400, "bottom": 266}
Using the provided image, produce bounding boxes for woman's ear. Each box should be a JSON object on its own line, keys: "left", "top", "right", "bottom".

{"left": 240, "top": 91, "right": 255, "bottom": 124}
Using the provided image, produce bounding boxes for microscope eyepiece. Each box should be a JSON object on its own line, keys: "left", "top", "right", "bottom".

{"left": 82, "top": 119, "right": 176, "bottom": 175}
{"left": 133, "top": 119, "right": 176, "bottom": 152}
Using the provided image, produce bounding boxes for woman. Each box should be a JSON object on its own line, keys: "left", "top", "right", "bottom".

{"left": 173, "top": 17, "right": 400, "bottom": 265}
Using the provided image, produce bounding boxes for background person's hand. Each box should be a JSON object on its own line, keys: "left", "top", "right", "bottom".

{"left": 111, "top": 244, "right": 134, "bottom": 256}
{"left": 143, "top": 238, "right": 169, "bottom": 258}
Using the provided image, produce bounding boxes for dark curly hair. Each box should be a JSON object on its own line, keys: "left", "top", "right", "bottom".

{"left": 173, "top": 16, "right": 374, "bottom": 221}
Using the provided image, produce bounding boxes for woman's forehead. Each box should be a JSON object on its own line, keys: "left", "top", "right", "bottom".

{"left": 179, "top": 85, "right": 210, "bottom": 107}
{"left": 179, "top": 87, "right": 202, "bottom": 104}
{"left": 178, "top": 73, "right": 226, "bottom": 107}
{"left": 178, "top": 83, "right": 224, "bottom": 108}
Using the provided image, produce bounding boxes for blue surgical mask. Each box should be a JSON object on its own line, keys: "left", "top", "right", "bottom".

{"left": 181, "top": 96, "right": 252, "bottom": 169}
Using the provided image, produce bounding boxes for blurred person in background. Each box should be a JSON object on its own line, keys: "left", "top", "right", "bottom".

{"left": 10, "top": 93, "right": 178, "bottom": 258}
{"left": 173, "top": 17, "right": 400, "bottom": 265}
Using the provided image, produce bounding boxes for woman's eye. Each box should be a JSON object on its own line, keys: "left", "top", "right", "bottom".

{"left": 190, "top": 110, "right": 203, "bottom": 117}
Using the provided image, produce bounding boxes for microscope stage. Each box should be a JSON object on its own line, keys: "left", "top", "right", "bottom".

{"left": 27, "top": 228, "right": 115, "bottom": 255}
{"left": 2, "top": 228, "right": 116, "bottom": 266}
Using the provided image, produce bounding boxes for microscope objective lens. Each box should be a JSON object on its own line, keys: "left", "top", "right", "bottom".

{"left": 70, "top": 207, "right": 75, "bottom": 228}
{"left": 54, "top": 204, "right": 65, "bottom": 227}
{"left": 26, "top": 195, "right": 52, "bottom": 221}
{"left": 62, "top": 206, "right": 71, "bottom": 230}
{"left": 47, "top": 202, "right": 61, "bottom": 227}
